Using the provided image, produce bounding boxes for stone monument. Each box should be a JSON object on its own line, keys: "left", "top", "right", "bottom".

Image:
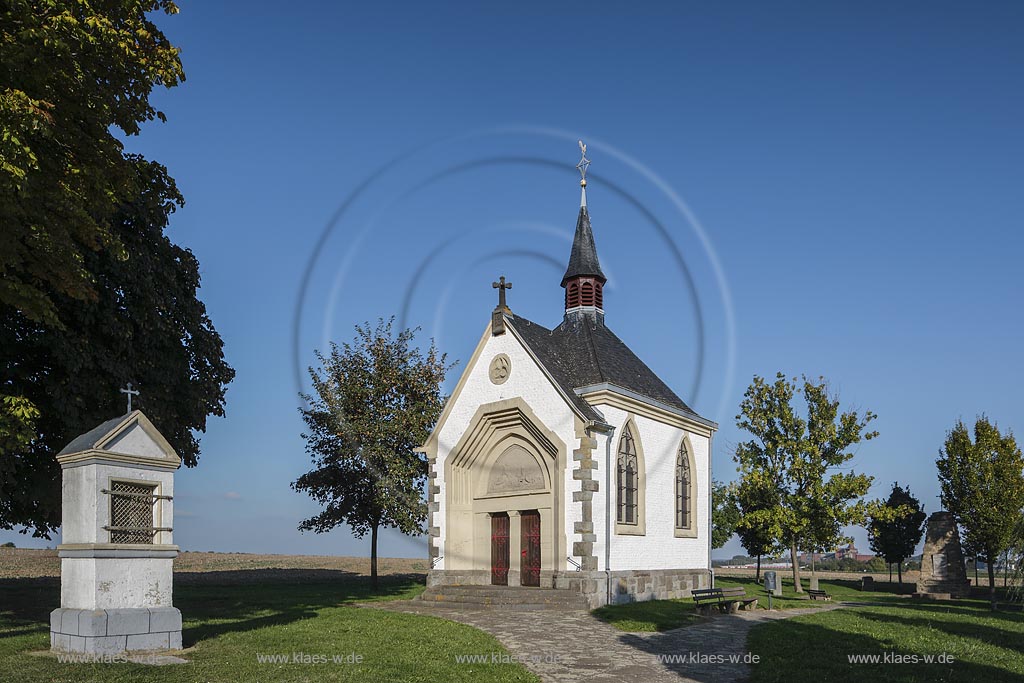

{"left": 915, "top": 511, "right": 971, "bottom": 599}
{"left": 50, "top": 409, "right": 183, "bottom": 653}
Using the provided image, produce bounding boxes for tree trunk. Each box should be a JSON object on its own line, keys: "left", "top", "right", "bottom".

{"left": 370, "top": 523, "right": 379, "bottom": 591}
{"left": 756, "top": 555, "right": 762, "bottom": 583}
{"left": 888, "top": 563, "right": 892, "bottom": 583}
{"left": 897, "top": 560, "right": 903, "bottom": 587}
{"left": 975, "top": 556, "right": 979, "bottom": 586}
{"left": 791, "top": 540, "right": 803, "bottom": 593}
{"left": 1005, "top": 551, "right": 1009, "bottom": 589}
{"left": 987, "top": 552, "right": 997, "bottom": 606}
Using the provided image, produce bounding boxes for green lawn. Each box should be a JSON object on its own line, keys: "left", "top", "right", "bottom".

{"left": 594, "top": 576, "right": 903, "bottom": 632}
{"left": 717, "top": 575, "right": 908, "bottom": 608}
{"left": 747, "top": 598, "right": 1024, "bottom": 682}
{"left": 592, "top": 597, "right": 704, "bottom": 632}
{"left": 0, "top": 577, "right": 538, "bottom": 683}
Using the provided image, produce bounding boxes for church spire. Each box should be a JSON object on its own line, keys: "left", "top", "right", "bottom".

{"left": 561, "top": 141, "right": 606, "bottom": 314}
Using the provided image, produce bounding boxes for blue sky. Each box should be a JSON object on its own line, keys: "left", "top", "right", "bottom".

{"left": 5, "top": 2, "right": 1023, "bottom": 560}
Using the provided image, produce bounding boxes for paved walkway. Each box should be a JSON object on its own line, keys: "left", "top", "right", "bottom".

{"left": 367, "top": 600, "right": 838, "bottom": 683}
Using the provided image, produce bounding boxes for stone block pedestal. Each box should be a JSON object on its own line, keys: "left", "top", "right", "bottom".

{"left": 50, "top": 607, "right": 182, "bottom": 654}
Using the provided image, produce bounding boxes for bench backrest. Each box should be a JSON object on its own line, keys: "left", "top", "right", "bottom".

{"left": 719, "top": 587, "right": 747, "bottom": 598}
{"left": 808, "top": 589, "right": 828, "bottom": 595}
{"left": 691, "top": 588, "right": 723, "bottom": 602}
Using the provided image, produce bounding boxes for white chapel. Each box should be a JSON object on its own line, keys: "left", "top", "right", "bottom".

{"left": 420, "top": 147, "right": 717, "bottom": 607}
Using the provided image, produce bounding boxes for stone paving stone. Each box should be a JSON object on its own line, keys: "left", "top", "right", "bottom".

{"left": 367, "top": 599, "right": 838, "bottom": 683}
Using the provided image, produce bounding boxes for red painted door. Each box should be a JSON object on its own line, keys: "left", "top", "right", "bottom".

{"left": 520, "top": 510, "right": 541, "bottom": 587}
{"left": 491, "top": 513, "right": 510, "bottom": 586}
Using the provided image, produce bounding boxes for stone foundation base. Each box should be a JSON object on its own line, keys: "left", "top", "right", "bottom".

{"left": 915, "top": 581, "right": 971, "bottom": 599}
{"left": 555, "top": 568, "right": 711, "bottom": 608}
{"left": 50, "top": 607, "right": 182, "bottom": 653}
{"left": 428, "top": 568, "right": 710, "bottom": 608}
{"left": 426, "top": 569, "right": 559, "bottom": 588}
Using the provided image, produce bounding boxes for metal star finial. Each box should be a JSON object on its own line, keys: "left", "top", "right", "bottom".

{"left": 576, "top": 140, "right": 590, "bottom": 187}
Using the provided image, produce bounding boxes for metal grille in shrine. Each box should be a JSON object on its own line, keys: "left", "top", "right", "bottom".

{"left": 103, "top": 481, "right": 172, "bottom": 544}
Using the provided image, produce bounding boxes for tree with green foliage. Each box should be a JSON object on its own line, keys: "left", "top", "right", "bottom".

{"left": 734, "top": 373, "right": 877, "bottom": 592}
{"left": 1, "top": 0, "right": 184, "bottom": 326}
{"left": 711, "top": 480, "right": 740, "bottom": 550}
{"left": 0, "top": 2, "right": 231, "bottom": 537}
{"left": 1, "top": 158, "right": 234, "bottom": 536}
{"left": 732, "top": 476, "right": 777, "bottom": 582}
{"left": 867, "top": 483, "right": 927, "bottom": 587}
{"left": 293, "top": 320, "right": 452, "bottom": 589}
{"left": 937, "top": 416, "right": 1024, "bottom": 603}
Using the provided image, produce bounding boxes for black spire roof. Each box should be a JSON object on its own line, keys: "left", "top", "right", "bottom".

{"left": 560, "top": 206, "right": 606, "bottom": 287}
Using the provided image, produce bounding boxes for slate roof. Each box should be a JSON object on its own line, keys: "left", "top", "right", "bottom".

{"left": 58, "top": 413, "right": 132, "bottom": 456}
{"left": 560, "top": 206, "right": 606, "bottom": 286}
{"left": 508, "top": 313, "right": 707, "bottom": 424}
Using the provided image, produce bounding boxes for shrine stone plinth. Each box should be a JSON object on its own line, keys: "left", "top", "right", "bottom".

{"left": 50, "top": 411, "right": 183, "bottom": 654}
{"left": 915, "top": 511, "right": 971, "bottom": 599}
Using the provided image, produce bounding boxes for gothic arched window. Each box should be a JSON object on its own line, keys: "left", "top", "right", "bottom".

{"left": 675, "top": 439, "right": 692, "bottom": 530}
{"left": 617, "top": 425, "right": 639, "bottom": 525}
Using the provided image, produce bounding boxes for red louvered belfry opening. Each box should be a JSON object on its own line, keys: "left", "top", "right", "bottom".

{"left": 566, "top": 281, "right": 581, "bottom": 308}
{"left": 491, "top": 512, "right": 510, "bottom": 586}
{"left": 564, "top": 277, "right": 603, "bottom": 310}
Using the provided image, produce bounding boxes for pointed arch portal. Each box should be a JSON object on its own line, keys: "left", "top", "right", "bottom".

{"left": 444, "top": 398, "right": 566, "bottom": 587}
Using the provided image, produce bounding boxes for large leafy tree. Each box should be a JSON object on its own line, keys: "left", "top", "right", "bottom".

{"left": 867, "top": 482, "right": 927, "bottom": 586}
{"left": 734, "top": 373, "right": 877, "bottom": 592}
{"left": 293, "top": 320, "right": 452, "bottom": 589}
{"left": 0, "top": 0, "right": 212, "bottom": 535}
{"left": 1, "top": 0, "right": 184, "bottom": 326}
{"left": 1, "top": 157, "right": 234, "bottom": 535}
{"left": 711, "top": 480, "right": 740, "bottom": 550}
{"left": 937, "top": 417, "right": 1024, "bottom": 603}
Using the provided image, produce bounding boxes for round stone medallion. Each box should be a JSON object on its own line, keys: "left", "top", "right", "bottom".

{"left": 489, "top": 354, "right": 511, "bottom": 385}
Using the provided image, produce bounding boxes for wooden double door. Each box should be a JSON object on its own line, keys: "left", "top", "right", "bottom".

{"left": 490, "top": 510, "right": 541, "bottom": 587}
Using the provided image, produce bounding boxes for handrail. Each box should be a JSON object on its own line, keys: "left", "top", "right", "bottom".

{"left": 430, "top": 555, "right": 443, "bottom": 569}
{"left": 566, "top": 556, "right": 582, "bottom": 572}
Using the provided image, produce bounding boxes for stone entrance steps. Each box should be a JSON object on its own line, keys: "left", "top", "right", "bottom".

{"left": 419, "top": 585, "right": 590, "bottom": 611}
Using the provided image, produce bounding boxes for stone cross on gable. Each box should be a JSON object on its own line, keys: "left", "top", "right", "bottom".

{"left": 492, "top": 276, "right": 512, "bottom": 311}
{"left": 120, "top": 383, "right": 139, "bottom": 414}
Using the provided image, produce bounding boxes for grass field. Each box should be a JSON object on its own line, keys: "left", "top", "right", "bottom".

{"left": 594, "top": 575, "right": 903, "bottom": 632}
{"left": 747, "top": 598, "right": 1024, "bottom": 683}
{"left": 0, "top": 577, "right": 538, "bottom": 683}
{"left": 0, "top": 547, "right": 428, "bottom": 580}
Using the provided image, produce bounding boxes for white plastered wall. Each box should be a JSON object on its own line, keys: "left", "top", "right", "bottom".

{"left": 61, "top": 464, "right": 174, "bottom": 546}
{"left": 589, "top": 405, "right": 710, "bottom": 571}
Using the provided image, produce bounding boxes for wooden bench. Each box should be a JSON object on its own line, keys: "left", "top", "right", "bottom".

{"left": 719, "top": 586, "right": 759, "bottom": 613}
{"left": 692, "top": 588, "right": 724, "bottom": 615}
{"left": 692, "top": 587, "right": 760, "bottom": 614}
{"left": 808, "top": 588, "right": 832, "bottom": 601}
